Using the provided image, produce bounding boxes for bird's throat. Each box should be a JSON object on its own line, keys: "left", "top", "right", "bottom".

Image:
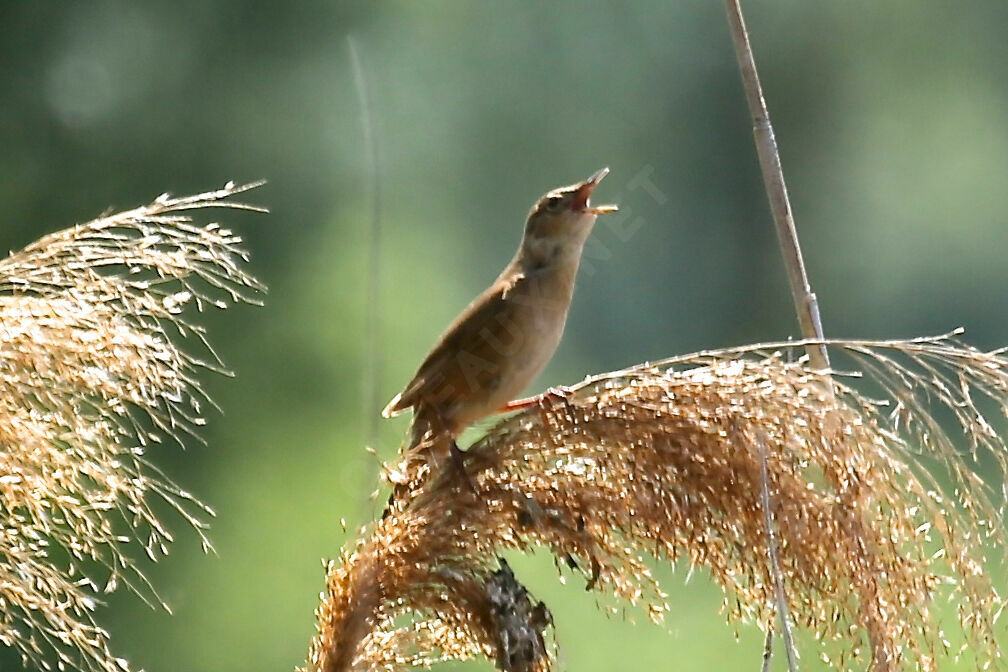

{"left": 520, "top": 232, "right": 590, "bottom": 274}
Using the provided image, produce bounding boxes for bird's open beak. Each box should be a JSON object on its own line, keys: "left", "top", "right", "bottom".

{"left": 572, "top": 167, "right": 619, "bottom": 214}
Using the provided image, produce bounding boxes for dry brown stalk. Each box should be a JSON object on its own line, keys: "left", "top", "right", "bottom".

{"left": 723, "top": 0, "right": 829, "bottom": 371}
{"left": 0, "top": 182, "right": 264, "bottom": 672}
{"left": 724, "top": 3, "right": 830, "bottom": 665}
{"left": 303, "top": 333, "right": 1007, "bottom": 672}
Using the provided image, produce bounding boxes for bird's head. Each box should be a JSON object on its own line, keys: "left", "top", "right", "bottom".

{"left": 520, "top": 167, "right": 618, "bottom": 266}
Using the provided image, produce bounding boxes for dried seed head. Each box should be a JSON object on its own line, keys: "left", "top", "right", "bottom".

{"left": 304, "top": 333, "right": 1008, "bottom": 672}
{"left": 0, "top": 182, "right": 264, "bottom": 672}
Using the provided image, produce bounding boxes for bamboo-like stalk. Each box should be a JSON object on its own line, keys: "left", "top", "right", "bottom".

{"left": 723, "top": 0, "right": 829, "bottom": 372}
{"left": 723, "top": 3, "right": 830, "bottom": 668}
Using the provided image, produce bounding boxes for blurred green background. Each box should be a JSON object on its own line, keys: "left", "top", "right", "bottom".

{"left": 2, "top": 1, "right": 1008, "bottom": 670}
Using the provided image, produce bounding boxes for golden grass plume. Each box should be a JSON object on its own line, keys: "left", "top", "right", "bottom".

{"left": 0, "top": 182, "right": 264, "bottom": 672}
{"left": 304, "top": 332, "right": 1008, "bottom": 672}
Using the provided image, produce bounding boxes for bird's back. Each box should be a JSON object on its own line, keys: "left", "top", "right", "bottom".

{"left": 382, "top": 260, "right": 577, "bottom": 433}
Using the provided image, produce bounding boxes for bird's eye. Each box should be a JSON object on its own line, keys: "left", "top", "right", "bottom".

{"left": 545, "top": 196, "right": 563, "bottom": 211}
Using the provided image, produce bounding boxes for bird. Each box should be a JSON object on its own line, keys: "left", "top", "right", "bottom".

{"left": 382, "top": 167, "right": 618, "bottom": 487}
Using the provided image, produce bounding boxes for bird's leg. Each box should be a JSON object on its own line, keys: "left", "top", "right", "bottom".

{"left": 502, "top": 386, "right": 576, "bottom": 430}
{"left": 381, "top": 435, "right": 473, "bottom": 519}
{"left": 448, "top": 438, "right": 478, "bottom": 495}
{"left": 424, "top": 409, "right": 477, "bottom": 496}
{"left": 420, "top": 431, "right": 475, "bottom": 494}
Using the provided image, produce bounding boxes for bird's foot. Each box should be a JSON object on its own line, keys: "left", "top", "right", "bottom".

{"left": 449, "top": 440, "right": 478, "bottom": 495}
{"left": 383, "top": 441, "right": 473, "bottom": 518}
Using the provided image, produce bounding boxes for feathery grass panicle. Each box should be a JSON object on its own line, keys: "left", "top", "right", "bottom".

{"left": 0, "top": 182, "right": 264, "bottom": 672}
{"left": 304, "top": 332, "right": 1007, "bottom": 672}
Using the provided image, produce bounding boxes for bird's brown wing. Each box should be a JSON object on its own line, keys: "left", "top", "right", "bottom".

{"left": 381, "top": 270, "right": 524, "bottom": 418}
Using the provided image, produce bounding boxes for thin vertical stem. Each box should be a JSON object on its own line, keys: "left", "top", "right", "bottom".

{"left": 758, "top": 435, "right": 799, "bottom": 672}
{"left": 725, "top": 3, "right": 819, "bottom": 667}
{"left": 723, "top": 0, "right": 830, "bottom": 372}
{"left": 348, "top": 36, "right": 384, "bottom": 453}
{"left": 348, "top": 36, "right": 386, "bottom": 519}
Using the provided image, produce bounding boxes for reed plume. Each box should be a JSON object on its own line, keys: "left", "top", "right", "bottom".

{"left": 0, "top": 182, "right": 264, "bottom": 672}
{"left": 303, "top": 332, "right": 1007, "bottom": 672}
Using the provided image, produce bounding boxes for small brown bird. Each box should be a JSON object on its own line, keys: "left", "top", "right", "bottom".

{"left": 382, "top": 167, "right": 618, "bottom": 476}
